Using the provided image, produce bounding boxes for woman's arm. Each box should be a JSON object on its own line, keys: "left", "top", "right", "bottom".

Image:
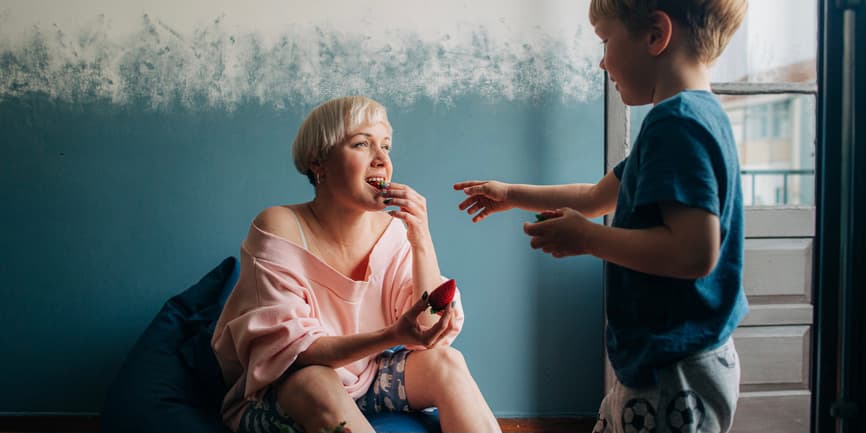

{"left": 294, "top": 296, "right": 456, "bottom": 369}
{"left": 381, "top": 182, "right": 448, "bottom": 328}
{"left": 293, "top": 329, "right": 400, "bottom": 369}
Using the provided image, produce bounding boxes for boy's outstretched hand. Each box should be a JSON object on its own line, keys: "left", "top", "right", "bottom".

{"left": 453, "top": 180, "right": 514, "bottom": 222}
{"left": 523, "top": 208, "right": 595, "bottom": 258}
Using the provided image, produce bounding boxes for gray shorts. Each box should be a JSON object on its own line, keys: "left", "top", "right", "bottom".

{"left": 593, "top": 338, "right": 741, "bottom": 433}
{"left": 238, "top": 347, "right": 413, "bottom": 433}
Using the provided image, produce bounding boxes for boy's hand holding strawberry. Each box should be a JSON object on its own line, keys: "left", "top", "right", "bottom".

{"left": 524, "top": 208, "right": 594, "bottom": 258}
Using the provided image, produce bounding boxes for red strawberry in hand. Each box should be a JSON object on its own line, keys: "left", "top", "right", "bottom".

{"left": 427, "top": 279, "right": 456, "bottom": 314}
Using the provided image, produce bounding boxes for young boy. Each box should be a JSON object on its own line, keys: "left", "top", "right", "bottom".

{"left": 454, "top": 1, "right": 748, "bottom": 432}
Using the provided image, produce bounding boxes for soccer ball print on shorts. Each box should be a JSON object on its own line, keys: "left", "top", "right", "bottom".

{"left": 592, "top": 338, "right": 740, "bottom": 433}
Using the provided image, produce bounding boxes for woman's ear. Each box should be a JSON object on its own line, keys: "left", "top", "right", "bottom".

{"left": 647, "top": 10, "right": 673, "bottom": 57}
{"left": 310, "top": 161, "right": 325, "bottom": 185}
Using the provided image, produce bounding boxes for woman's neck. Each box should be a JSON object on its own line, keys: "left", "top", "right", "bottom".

{"left": 305, "top": 196, "right": 383, "bottom": 281}
{"left": 306, "top": 197, "right": 374, "bottom": 248}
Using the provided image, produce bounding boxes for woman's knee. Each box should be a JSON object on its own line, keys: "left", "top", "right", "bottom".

{"left": 413, "top": 346, "right": 471, "bottom": 384}
{"left": 435, "top": 346, "right": 468, "bottom": 369}
{"left": 277, "top": 365, "right": 345, "bottom": 411}
{"left": 282, "top": 365, "right": 339, "bottom": 390}
{"left": 275, "top": 365, "right": 370, "bottom": 431}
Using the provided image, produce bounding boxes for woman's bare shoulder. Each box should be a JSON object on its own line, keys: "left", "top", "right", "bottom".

{"left": 253, "top": 205, "right": 304, "bottom": 245}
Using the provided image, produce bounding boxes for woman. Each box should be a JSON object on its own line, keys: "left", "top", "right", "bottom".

{"left": 212, "top": 96, "right": 500, "bottom": 433}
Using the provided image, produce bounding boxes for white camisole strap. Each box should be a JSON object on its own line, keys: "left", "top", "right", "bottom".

{"left": 286, "top": 207, "right": 309, "bottom": 250}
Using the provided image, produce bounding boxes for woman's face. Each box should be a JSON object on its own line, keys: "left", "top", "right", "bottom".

{"left": 319, "top": 121, "right": 393, "bottom": 209}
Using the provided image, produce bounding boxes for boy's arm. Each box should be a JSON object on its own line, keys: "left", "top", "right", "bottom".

{"left": 508, "top": 170, "right": 619, "bottom": 217}
{"left": 582, "top": 170, "right": 620, "bottom": 217}
{"left": 588, "top": 202, "right": 720, "bottom": 278}
{"left": 455, "top": 170, "right": 620, "bottom": 221}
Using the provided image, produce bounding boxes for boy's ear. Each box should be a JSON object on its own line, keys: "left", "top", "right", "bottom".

{"left": 646, "top": 10, "right": 673, "bottom": 56}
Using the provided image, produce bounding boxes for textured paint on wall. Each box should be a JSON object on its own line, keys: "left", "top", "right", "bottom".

{"left": 0, "top": 9, "right": 602, "bottom": 110}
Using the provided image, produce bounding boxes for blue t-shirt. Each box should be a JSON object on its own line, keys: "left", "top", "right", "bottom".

{"left": 608, "top": 90, "right": 749, "bottom": 388}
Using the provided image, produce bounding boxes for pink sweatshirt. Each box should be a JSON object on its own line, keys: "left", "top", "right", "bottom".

{"left": 211, "top": 217, "right": 464, "bottom": 429}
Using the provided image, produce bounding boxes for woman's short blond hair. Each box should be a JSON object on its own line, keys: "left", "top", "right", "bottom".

{"left": 292, "top": 96, "right": 392, "bottom": 185}
{"left": 589, "top": 0, "right": 747, "bottom": 64}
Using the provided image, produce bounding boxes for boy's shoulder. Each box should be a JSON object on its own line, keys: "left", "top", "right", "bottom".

{"left": 641, "top": 91, "right": 730, "bottom": 139}
{"left": 646, "top": 91, "right": 722, "bottom": 123}
{"left": 630, "top": 90, "right": 737, "bottom": 167}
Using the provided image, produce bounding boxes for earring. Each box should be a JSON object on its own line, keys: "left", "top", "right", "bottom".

{"left": 316, "top": 172, "right": 325, "bottom": 185}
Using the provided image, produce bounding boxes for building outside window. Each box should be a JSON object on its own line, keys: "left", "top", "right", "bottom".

{"left": 720, "top": 62, "right": 816, "bottom": 206}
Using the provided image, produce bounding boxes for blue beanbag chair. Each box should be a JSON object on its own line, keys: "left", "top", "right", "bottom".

{"left": 101, "top": 257, "right": 440, "bottom": 433}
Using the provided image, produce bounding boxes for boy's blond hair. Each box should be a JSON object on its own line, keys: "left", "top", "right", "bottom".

{"left": 292, "top": 96, "right": 392, "bottom": 185}
{"left": 589, "top": 0, "right": 747, "bottom": 64}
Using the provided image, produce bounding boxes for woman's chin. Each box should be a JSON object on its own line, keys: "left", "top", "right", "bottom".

{"left": 371, "top": 199, "right": 389, "bottom": 211}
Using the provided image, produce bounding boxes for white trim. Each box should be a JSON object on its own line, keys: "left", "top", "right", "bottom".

{"left": 712, "top": 82, "right": 818, "bottom": 95}
{"left": 745, "top": 207, "right": 816, "bottom": 237}
{"left": 604, "top": 77, "right": 629, "bottom": 174}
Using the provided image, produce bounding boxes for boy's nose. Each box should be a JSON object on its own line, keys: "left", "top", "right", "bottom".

{"left": 599, "top": 57, "right": 606, "bottom": 70}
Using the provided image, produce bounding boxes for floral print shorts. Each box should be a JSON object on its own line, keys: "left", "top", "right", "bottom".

{"left": 238, "top": 347, "right": 413, "bottom": 433}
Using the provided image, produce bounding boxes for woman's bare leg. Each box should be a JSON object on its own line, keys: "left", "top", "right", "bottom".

{"left": 404, "top": 347, "right": 501, "bottom": 433}
{"left": 277, "top": 365, "right": 374, "bottom": 433}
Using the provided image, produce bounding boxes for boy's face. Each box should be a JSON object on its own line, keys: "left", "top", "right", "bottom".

{"left": 594, "top": 17, "right": 655, "bottom": 106}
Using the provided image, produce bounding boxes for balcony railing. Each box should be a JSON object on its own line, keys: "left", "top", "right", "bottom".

{"left": 741, "top": 168, "right": 815, "bottom": 205}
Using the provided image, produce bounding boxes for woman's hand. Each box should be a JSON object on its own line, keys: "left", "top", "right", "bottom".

{"left": 383, "top": 182, "right": 432, "bottom": 247}
{"left": 389, "top": 294, "right": 457, "bottom": 349}
{"left": 383, "top": 181, "right": 449, "bottom": 329}
{"left": 522, "top": 208, "right": 596, "bottom": 258}
{"left": 453, "top": 180, "right": 514, "bottom": 223}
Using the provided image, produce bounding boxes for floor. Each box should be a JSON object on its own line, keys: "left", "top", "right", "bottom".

{"left": 1, "top": 416, "right": 595, "bottom": 433}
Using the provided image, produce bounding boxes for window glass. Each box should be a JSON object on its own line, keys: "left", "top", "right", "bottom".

{"left": 710, "top": 0, "right": 817, "bottom": 83}
{"left": 723, "top": 93, "right": 815, "bottom": 206}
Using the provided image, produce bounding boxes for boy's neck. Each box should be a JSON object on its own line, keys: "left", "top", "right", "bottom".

{"left": 651, "top": 50, "right": 712, "bottom": 104}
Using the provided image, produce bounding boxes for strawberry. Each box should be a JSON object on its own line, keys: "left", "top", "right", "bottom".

{"left": 534, "top": 210, "right": 560, "bottom": 222}
{"left": 427, "top": 279, "right": 456, "bottom": 314}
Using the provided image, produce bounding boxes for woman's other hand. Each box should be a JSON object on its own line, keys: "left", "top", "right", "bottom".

{"left": 453, "top": 180, "right": 514, "bottom": 223}
{"left": 389, "top": 294, "right": 457, "bottom": 349}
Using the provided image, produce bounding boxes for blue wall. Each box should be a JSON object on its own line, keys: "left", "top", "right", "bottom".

{"left": 0, "top": 4, "right": 606, "bottom": 417}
